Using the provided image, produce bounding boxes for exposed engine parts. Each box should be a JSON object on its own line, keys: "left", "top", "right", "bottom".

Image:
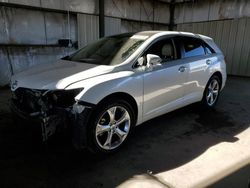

{"left": 11, "top": 88, "right": 85, "bottom": 142}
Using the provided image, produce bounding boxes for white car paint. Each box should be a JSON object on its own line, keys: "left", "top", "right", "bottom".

{"left": 11, "top": 31, "right": 226, "bottom": 126}
{"left": 11, "top": 60, "right": 114, "bottom": 90}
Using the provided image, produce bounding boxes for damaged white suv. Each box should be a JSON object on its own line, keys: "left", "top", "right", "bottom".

{"left": 10, "top": 31, "right": 226, "bottom": 153}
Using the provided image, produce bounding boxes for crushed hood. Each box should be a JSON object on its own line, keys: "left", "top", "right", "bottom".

{"left": 11, "top": 60, "right": 114, "bottom": 90}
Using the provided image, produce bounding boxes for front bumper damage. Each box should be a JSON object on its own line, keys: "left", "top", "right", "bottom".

{"left": 10, "top": 88, "right": 94, "bottom": 148}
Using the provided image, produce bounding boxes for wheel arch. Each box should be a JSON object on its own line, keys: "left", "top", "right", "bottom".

{"left": 95, "top": 92, "right": 138, "bottom": 124}
{"left": 211, "top": 71, "right": 223, "bottom": 88}
{"left": 202, "top": 71, "right": 223, "bottom": 99}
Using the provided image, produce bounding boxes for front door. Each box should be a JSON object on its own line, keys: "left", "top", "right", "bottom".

{"left": 142, "top": 37, "right": 188, "bottom": 121}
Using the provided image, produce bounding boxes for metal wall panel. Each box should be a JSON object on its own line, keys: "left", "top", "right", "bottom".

{"left": 214, "top": 21, "right": 223, "bottom": 45}
{"left": 0, "top": 46, "right": 74, "bottom": 86}
{"left": 63, "top": 0, "right": 98, "bottom": 14}
{"left": 0, "top": 0, "right": 172, "bottom": 86}
{"left": 231, "top": 18, "right": 246, "bottom": 75}
{"left": 1, "top": 0, "right": 170, "bottom": 23}
{"left": 0, "top": 7, "right": 46, "bottom": 44}
{"left": 153, "top": 23, "right": 169, "bottom": 31}
{"left": 0, "top": 0, "right": 99, "bottom": 14}
{"left": 105, "top": 17, "right": 121, "bottom": 36}
{"left": 105, "top": 0, "right": 143, "bottom": 22}
{"left": 154, "top": 2, "right": 170, "bottom": 24}
{"left": 0, "top": 6, "right": 77, "bottom": 45}
{"left": 220, "top": 21, "right": 231, "bottom": 59}
{"left": 225, "top": 19, "right": 238, "bottom": 74}
{"left": 121, "top": 20, "right": 168, "bottom": 33}
{"left": 105, "top": 0, "right": 169, "bottom": 24}
{"left": 9, "top": 0, "right": 40, "bottom": 6}
{"left": 177, "top": 18, "right": 250, "bottom": 77}
{"left": 45, "top": 12, "right": 77, "bottom": 44}
{"left": 183, "top": 3, "right": 193, "bottom": 23}
{"left": 121, "top": 20, "right": 141, "bottom": 33}
{"left": 192, "top": 2, "right": 209, "bottom": 22}
{"left": 240, "top": 19, "right": 250, "bottom": 76}
{"left": 140, "top": 0, "right": 154, "bottom": 22}
{"left": 77, "top": 13, "right": 99, "bottom": 48}
{"left": 0, "top": 48, "right": 12, "bottom": 86}
{"left": 175, "top": 0, "right": 250, "bottom": 24}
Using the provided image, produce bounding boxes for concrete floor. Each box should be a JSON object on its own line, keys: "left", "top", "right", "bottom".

{"left": 0, "top": 76, "right": 250, "bottom": 188}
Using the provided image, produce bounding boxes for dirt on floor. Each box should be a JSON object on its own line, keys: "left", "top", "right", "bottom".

{"left": 0, "top": 76, "right": 250, "bottom": 188}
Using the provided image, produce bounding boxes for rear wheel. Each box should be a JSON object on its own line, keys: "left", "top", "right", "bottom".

{"left": 202, "top": 75, "right": 221, "bottom": 108}
{"left": 87, "top": 99, "right": 135, "bottom": 154}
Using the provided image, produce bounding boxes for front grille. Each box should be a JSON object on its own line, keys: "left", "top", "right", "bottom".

{"left": 12, "top": 88, "right": 45, "bottom": 113}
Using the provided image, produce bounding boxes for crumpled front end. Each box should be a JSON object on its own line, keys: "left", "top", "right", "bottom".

{"left": 10, "top": 87, "right": 92, "bottom": 145}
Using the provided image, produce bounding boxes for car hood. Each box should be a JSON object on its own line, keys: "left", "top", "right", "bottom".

{"left": 11, "top": 60, "right": 115, "bottom": 90}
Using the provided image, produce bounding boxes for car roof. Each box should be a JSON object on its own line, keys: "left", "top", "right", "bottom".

{"left": 134, "top": 31, "right": 222, "bottom": 54}
{"left": 135, "top": 30, "right": 212, "bottom": 40}
{"left": 106, "top": 31, "right": 212, "bottom": 41}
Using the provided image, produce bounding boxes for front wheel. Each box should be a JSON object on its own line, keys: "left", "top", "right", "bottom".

{"left": 87, "top": 99, "right": 135, "bottom": 154}
{"left": 202, "top": 75, "right": 221, "bottom": 108}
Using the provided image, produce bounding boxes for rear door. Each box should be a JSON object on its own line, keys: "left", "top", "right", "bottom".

{"left": 175, "top": 36, "right": 211, "bottom": 102}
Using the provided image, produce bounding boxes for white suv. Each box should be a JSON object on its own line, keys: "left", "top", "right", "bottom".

{"left": 10, "top": 31, "right": 227, "bottom": 153}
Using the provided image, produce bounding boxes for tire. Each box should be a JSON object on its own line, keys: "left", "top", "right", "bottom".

{"left": 87, "top": 98, "right": 135, "bottom": 154}
{"left": 201, "top": 75, "right": 221, "bottom": 108}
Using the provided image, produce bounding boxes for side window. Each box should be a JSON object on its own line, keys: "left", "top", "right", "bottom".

{"left": 203, "top": 43, "right": 215, "bottom": 54}
{"left": 182, "top": 37, "right": 206, "bottom": 58}
{"left": 145, "top": 38, "right": 177, "bottom": 63}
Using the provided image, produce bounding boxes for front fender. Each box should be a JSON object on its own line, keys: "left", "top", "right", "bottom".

{"left": 66, "top": 71, "right": 144, "bottom": 125}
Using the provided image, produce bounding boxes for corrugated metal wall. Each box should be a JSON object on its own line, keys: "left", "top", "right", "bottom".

{"left": 177, "top": 18, "right": 250, "bottom": 77}
{"left": 104, "top": 17, "right": 169, "bottom": 37}
{"left": 77, "top": 14, "right": 99, "bottom": 48}
{"left": 0, "top": 0, "right": 171, "bottom": 86}
{"left": 105, "top": 17, "right": 121, "bottom": 36}
{"left": 4, "top": 0, "right": 250, "bottom": 86}
{"left": 104, "top": 0, "right": 170, "bottom": 24}
{"left": 0, "top": 6, "right": 77, "bottom": 86}
{"left": 175, "top": 0, "right": 250, "bottom": 24}
{"left": 0, "top": 0, "right": 99, "bottom": 14}
{"left": 0, "top": 6, "right": 77, "bottom": 45}
{"left": 121, "top": 20, "right": 169, "bottom": 33}
{"left": 0, "top": 46, "right": 73, "bottom": 86}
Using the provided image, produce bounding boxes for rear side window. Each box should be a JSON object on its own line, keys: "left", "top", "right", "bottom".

{"left": 182, "top": 37, "right": 206, "bottom": 58}
{"left": 203, "top": 43, "right": 215, "bottom": 54}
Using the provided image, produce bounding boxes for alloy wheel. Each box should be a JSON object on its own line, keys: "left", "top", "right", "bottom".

{"left": 95, "top": 106, "right": 131, "bottom": 150}
{"left": 206, "top": 79, "right": 219, "bottom": 106}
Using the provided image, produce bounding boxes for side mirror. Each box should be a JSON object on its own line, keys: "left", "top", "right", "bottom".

{"left": 146, "top": 54, "right": 162, "bottom": 68}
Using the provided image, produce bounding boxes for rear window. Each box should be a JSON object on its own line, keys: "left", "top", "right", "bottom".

{"left": 182, "top": 37, "right": 206, "bottom": 58}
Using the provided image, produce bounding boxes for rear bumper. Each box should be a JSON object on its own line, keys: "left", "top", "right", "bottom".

{"left": 221, "top": 69, "right": 227, "bottom": 91}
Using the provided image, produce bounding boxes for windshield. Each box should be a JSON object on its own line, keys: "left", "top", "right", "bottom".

{"left": 65, "top": 33, "right": 147, "bottom": 65}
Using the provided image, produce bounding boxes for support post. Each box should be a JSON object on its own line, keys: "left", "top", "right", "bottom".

{"left": 99, "top": 0, "right": 105, "bottom": 38}
{"left": 169, "top": 0, "right": 175, "bottom": 31}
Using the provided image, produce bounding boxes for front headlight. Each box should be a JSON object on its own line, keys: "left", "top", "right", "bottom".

{"left": 49, "top": 88, "right": 83, "bottom": 108}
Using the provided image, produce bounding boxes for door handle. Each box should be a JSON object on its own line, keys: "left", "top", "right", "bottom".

{"left": 178, "top": 66, "right": 186, "bottom": 72}
{"left": 206, "top": 59, "right": 212, "bottom": 65}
